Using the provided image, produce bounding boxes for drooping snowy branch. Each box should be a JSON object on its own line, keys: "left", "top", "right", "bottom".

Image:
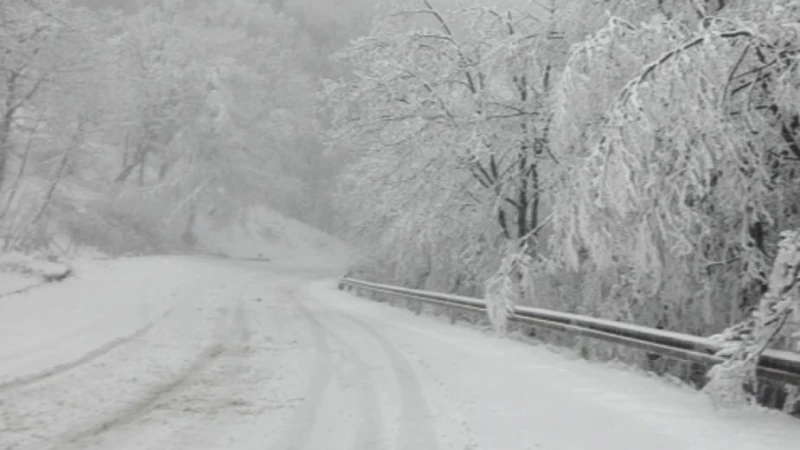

{"left": 550, "top": 2, "right": 800, "bottom": 297}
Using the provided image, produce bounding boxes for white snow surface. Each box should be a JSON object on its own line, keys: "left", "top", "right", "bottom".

{"left": 1, "top": 256, "right": 799, "bottom": 450}
{"left": 0, "top": 271, "right": 38, "bottom": 296}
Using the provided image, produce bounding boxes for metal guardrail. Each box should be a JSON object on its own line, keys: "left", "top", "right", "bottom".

{"left": 339, "top": 277, "right": 800, "bottom": 386}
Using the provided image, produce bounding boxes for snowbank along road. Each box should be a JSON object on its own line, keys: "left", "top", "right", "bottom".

{"left": 1, "top": 256, "right": 800, "bottom": 450}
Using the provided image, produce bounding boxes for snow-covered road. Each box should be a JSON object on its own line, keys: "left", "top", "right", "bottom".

{"left": 1, "top": 256, "right": 799, "bottom": 450}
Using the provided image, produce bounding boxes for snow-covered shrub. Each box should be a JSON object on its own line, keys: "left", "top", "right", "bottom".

{"left": 485, "top": 244, "right": 536, "bottom": 334}
{"left": 485, "top": 269, "right": 515, "bottom": 335}
{"left": 705, "top": 230, "right": 800, "bottom": 408}
{"left": 704, "top": 360, "right": 757, "bottom": 409}
{"left": 783, "top": 385, "right": 799, "bottom": 415}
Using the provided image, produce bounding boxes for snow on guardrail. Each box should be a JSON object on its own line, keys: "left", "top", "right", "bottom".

{"left": 339, "top": 277, "right": 800, "bottom": 386}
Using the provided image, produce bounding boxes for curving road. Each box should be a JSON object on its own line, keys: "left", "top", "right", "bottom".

{"left": 1, "top": 257, "right": 799, "bottom": 450}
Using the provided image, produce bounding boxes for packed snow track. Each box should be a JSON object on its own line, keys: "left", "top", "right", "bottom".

{"left": 1, "top": 256, "right": 799, "bottom": 450}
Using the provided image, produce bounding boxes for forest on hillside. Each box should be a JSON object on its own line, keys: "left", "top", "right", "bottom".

{"left": 0, "top": 0, "right": 373, "bottom": 254}
{"left": 1, "top": 0, "right": 799, "bottom": 410}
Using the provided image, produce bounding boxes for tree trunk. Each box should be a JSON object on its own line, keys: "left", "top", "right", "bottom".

{"left": 116, "top": 135, "right": 148, "bottom": 184}
{"left": 0, "top": 111, "right": 43, "bottom": 221}
{"left": 182, "top": 203, "right": 197, "bottom": 245}
{"left": 0, "top": 112, "right": 12, "bottom": 190}
{"left": 138, "top": 151, "right": 147, "bottom": 186}
{"left": 31, "top": 119, "right": 85, "bottom": 225}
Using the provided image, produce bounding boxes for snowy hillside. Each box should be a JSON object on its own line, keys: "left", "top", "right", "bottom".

{"left": 193, "top": 205, "right": 351, "bottom": 264}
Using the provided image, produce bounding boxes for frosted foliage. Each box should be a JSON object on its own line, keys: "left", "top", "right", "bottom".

{"left": 549, "top": 1, "right": 800, "bottom": 317}
{"left": 329, "top": 1, "right": 576, "bottom": 290}
{"left": 334, "top": 126, "right": 502, "bottom": 290}
{"left": 0, "top": 0, "right": 331, "bottom": 254}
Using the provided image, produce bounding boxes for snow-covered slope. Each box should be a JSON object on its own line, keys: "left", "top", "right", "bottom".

{"left": 193, "top": 205, "right": 351, "bottom": 264}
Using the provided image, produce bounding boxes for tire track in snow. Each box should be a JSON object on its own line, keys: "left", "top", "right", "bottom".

{"left": 0, "top": 281, "right": 47, "bottom": 299}
{"left": 0, "top": 308, "right": 174, "bottom": 393}
{"left": 60, "top": 276, "right": 267, "bottom": 450}
{"left": 302, "top": 305, "right": 383, "bottom": 450}
{"left": 62, "top": 300, "right": 240, "bottom": 448}
{"left": 274, "top": 303, "right": 335, "bottom": 450}
{"left": 340, "top": 314, "right": 440, "bottom": 450}
{"left": 63, "top": 342, "right": 226, "bottom": 447}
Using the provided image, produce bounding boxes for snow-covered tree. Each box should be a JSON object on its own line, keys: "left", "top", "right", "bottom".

{"left": 328, "top": 0, "right": 578, "bottom": 290}
{"left": 0, "top": 0, "right": 114, "bottom": 250}
{"left": 0, "top": 0, "right": 105, "bottom": 188}
{"left": 548, "top": 0, "right": 800, "bottom": 333}
{"left": 0, "top": 0, "right": 337, "bottom": 254}
{"left": 103, "top": 1, "right": 325, "bottom": 242}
